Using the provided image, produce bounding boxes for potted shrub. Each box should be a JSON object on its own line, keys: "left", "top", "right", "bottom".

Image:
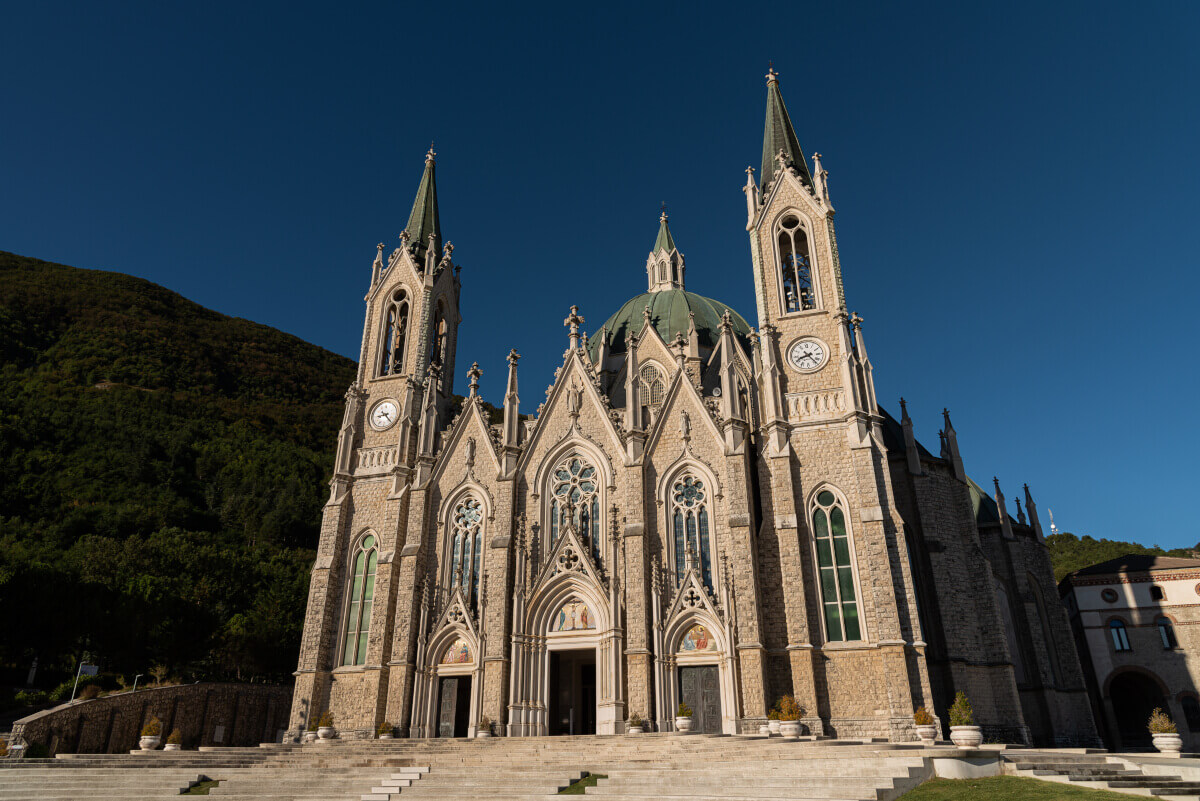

{"left": 164, "top": 729, "right": 183, "bottom": 751}
{"left": 767, "top": 707, "right": 781, "bottom": 735}
{"left": 377, "top": 721, "right": 394, "bottom": 740}
{"left": 477, "top": 716, "right": 492, "bottom": 738}
{"left": 777, "top": 695, "right": 803, "bottom": 739}
{"left": 675, "top": 702, "right": 693, "bottom": 733}
{"left": 914, "top": 707, "right": 937, "bottom": 743}
{"left": 139, "top": 717, "right": 162, "bottom": 751}
{"left": 627, "top": 712, "right": 645, "bottom": 735}
{"left": 302, "top": 719, "right": 318, "bottom": 743}
{"left": 316, "top": 711, "right": 336, "bottom": 742}
{"left": 1149, "top": 708, "right": 1182, "bottom": 755}
{"left": 948, "top": 692, "right": 982, "bottom": 748}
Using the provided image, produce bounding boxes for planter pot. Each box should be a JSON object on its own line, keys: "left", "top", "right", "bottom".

{"left": 768, "top": 720, "right": 781, "bottom": 735}
{"left": 758, "top": 724, "right": 771, "bottom": 736}
{"left": 675, "top": 716, "right": 693, "bottom": 733}
{"left": 316, "top": 726, "right": 336, "bottom": 741}
{"left": 476, "top": 730, "right": 492, "bottom": 738}
{"left": 779, "top": 720, "right": 801, "bottom": 739}
{"left": 949, "top": 725, "right": 983, "bottom": 749}
{"left": 138, "top": 736, "right": 161, "bottom": 751}
{"left": 378, "top": 733, "right": 393, "bottom": 740}
{"left": 627, "top": 725, "right": 644, "bottom": 735}
{"left": 916, "top": 724, "right": 938, "bottom": 744}
{"left": 1153, "top": 733, "right": 1183, "bottom": 754}
{"left": 302, "top": 731, "right": 317, "bottom": 743}
{"left": 163, "top": 743, "right": 181, "bottom": 751}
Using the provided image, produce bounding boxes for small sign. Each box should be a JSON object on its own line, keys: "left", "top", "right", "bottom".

{"left": 79, "top": 665, "right": 99, "bottom": 677}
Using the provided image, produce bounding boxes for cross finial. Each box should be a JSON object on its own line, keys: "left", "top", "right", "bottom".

{"left": 507, "top": 348, "right": 520, "bottom": 366}
{"left": 467, "top": 362, "right": 482, "bottom": 397}
{"left": 766, "top": 63, "right": 778, "bottom": 84}
{"left": 426, "top": 142, "right": 436, "bottom": 163}
{"left": 850, "top": 312, "right": 864, "bottom": 330}
{"left": 660, "top": 201, "right": 668, "bottom": 223}
{"left": 563, "top": 305, "right": 585, "bottom": 350}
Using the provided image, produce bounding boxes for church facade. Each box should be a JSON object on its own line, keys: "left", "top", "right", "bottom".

{"left": 289, "top": 71, "right": 1100, "bottom": 745}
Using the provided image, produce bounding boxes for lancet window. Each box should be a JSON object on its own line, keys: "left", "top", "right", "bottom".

{"left": 449, "top": 496, "right": 484, "bottom": 612}
{"left": 378, "top": 290, "right": 410, "bottom": 377}
{"left": 777, "top": 215, "right": 815, "bottom": 313}
{"left": 671, "top": 474, "right": 713, "bottom": 592}
{"left": 341, "top": 533, "right": 378, "bottom": 666}
{"left": 548, "top": 455, "right": 602, "bottom": 562}
{"left": 640, "top": 363, "right": 666, "bottom": 409}
{"left": 812, "top": 489, "right": 861, "bottom": 642}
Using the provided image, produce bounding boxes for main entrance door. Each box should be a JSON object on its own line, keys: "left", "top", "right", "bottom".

{"left": 436, "top": 675, "right": 471, "bottom": 737}
{"left": 549, "top": 649, "right": 596, "bottom": 735}
{"left": 679, "top": 665, "right": 722, "bottom": 734}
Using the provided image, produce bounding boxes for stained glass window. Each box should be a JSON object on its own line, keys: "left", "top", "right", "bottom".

{"left": 342, "top": 533, "right": 378, "bottom": 666}
{"left": 549, "top": 455, "right": 602, "bottom": 562}
{"left": 812, "top": 490, "right": 860, "bottom": 642}
{"left": 671, "top": 475, "right": 713, "bottom": 592}
{"left": 451, "top": 497, "right": 484, "bottom": 612}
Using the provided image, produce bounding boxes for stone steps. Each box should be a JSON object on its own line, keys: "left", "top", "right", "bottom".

{"left": 1007, "top": 753, "right": 1200, "bottom": 798}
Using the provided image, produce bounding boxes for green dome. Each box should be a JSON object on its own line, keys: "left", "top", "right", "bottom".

{"left": 588, "top": 289, "right": 752, "bottom": 360}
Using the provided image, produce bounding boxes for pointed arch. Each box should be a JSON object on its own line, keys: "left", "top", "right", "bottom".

{"left": 807, "top": 483, "right": 864, "bottom": 643}
{"left": 339, "top": 529, "right": 379, "bottom": 666}
{"left": 771, "top": 208, "right": 821, "bottom": 315}
{"left": 658, "top": 459, "right": 723, "bottom": 594}
{"left": 377, "top": 287, "right": 412, "bottom": 377}
{"left": 532, "top": 437, "right": 614, "bottom": 565}
{"left": 439, "top": 484, "right": 491, "bottom": 613}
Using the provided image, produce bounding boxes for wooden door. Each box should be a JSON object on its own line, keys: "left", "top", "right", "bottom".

{"left": 437, "top": 677, "right": 459, "bottom": 738}
{"left": 679, "top": 665, "right": 722, "bottom": 734}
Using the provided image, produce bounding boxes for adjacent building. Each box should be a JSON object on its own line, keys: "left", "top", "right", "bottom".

{"left": 288, "top": 70, "right": 1100, "bottom": 746}
{"left": 1061, "top": 555, "right": 1200, "bottom": 750}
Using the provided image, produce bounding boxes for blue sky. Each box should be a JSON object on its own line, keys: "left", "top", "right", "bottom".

{"left": 2, "top": 1, "right": 1197, "bottom": 546}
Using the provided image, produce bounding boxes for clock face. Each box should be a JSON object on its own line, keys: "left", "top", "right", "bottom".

{"left": 370, "top": 400, "right": 399, "bottom": 431}
{"left": 787, "top": 338, "right": 828, "bottom": 372}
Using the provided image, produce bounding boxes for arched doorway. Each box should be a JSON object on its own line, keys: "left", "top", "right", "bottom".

{"left": 1109, "top": 670, "right": 1169, "bottom": 749}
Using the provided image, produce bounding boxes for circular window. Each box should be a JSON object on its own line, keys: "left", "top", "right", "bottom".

{"left": 1101, "top": 588, "right": 1119, "bottom": 603}
{"left": 781, "top": 215, "right": 800, "bottom": 230}
{"left": 817, "top": 490, "right": 836, "bottom": 507}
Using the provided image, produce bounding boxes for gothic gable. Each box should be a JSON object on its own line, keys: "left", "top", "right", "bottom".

{"left": 430, "top": 396, "right": 502, "bottom": 488}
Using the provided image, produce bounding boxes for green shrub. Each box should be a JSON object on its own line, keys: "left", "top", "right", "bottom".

{"left": 141, "top": 716, "right": 162, "bottom": 737}
{"left": 167, "top": 728, "right": 183, "bottom": 745}
{"left": 766, "top": 708, "right": 780, "bottom": 720}
{"left": 914, "top": 706, "right": 935, "bottom": 726}
{"left": 14, "top": 689, "right": 48, "bottom": 706}
{"left": 677, "top": 702, "right": 692, "bottom": 717}
{"left": 316, "top": 711, "right": 333, "bottom": 728}
{"left": 1148, "top": 708, "right": 1177, "bottom": 734}
{"left": 948, "top": 692, "right": 974, "bottom": 727}
{"left": 628, "top": 712, "right": 643, "bottom": 727}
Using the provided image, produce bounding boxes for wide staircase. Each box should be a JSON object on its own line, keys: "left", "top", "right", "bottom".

{"left": 1006, "top": 752, "right": 1200, "bottom": 798}
{"left": 0, "top": 734, "right": 943, "bottom": 801}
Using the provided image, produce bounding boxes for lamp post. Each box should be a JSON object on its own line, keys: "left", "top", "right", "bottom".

{"left": 132, "top": 674, "right": 144, "bottom": 693}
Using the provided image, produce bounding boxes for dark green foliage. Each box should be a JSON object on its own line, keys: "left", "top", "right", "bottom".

{"left": 0, "top": 251, "right": 355, "bottom": 684}
{"left": 1046, "top": 532, "right": 1197, "bottom": 582}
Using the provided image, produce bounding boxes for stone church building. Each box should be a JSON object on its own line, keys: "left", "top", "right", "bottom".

{"left": 289, "top": 71, "right": 1100, "bottom": 745}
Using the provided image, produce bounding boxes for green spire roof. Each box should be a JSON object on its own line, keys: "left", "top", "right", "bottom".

{"left": 760, "top": 70, "right": 814, "bottom": 193}
{"left": 653, "top": 212, "right": 677, "bottom": 253}
{"left": 405, "top": 149, "right": 441, "bottom": 257}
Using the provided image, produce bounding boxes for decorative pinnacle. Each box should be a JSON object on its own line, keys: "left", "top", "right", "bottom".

{"left": 507, "top": 348, "right": 520, "bottom": 366}
{"left": 745, "top": 165, "right": 755, "bottom": 175}
{"left": 467, "top": 362, "right": 482, "bottom": 396}
{"left": 850, "top": 312, "right": 864, "bottom": 330}
{"left": 563, "top": 305, "right": 585, "bottom": 350}
{"left": 766, "top": 64, "right": 778, "bottom": 84}
{"left": 643, "top": 304, "right": 652, "bottom": 323}
{"left": 776, "top": 148, "right": 789, "bottom": 170}
{"left": 660, "top": 201, "right": 668, "bottom": 223}
{"left": 376, "top": 242, "right": 385, "bottom": 252}
{"left": 426, "top": 143, "right": 436, "bottom": 163}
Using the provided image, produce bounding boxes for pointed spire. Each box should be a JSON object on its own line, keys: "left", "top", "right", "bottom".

{"left": 942, "top": 408, "right": 966, "bottom": 482}
{"left": 653, "top": 205, "right": 677, "bottom": 254}
{"left": 403, "top": 146, "right": 442, "bottom": 259}
{"left": 899, "top": 398, "right": 922, "bottom": 476}
{"left": 760, "top": 67, "right": 814, "bottom": 195}
{"left": 994, "top": 478, "right": 1015, "bottom": 540}
{"left": 1024, "top": 484, "right": 1045, "bottom": 541}
{"left": 502, "top": 349, "right": 521, "bottom": 469}
{"left": 466, "top": 361, "right": 482, "bottom": 398}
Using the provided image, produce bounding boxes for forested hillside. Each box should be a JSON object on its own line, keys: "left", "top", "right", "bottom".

{"left": 1045, "top": 532, "right": 1197, "bottom": 582}
{"left": 0, "top": 251, "right": 357, "bottom": 688}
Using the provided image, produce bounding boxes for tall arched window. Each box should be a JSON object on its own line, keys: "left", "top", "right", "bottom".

{"left": 640, "top": 363, "right": 665, "bottom": 409}
{"left": 670, "top": 474, "right": 713, "bottom": 592}
{"left": 549, "top": 455, "right": 602, "bottom": 562}
{"left": 450, "top": 496, "right": 484, "bottom": 612}
{"left": 1158, "top": 616, "right": 1178, "bottom": 649}
{"left": 812, "top": 489, "right": 861, "bottom": 642}
{"left": 777, "top": 215, "right": 815, "bottom": 313}
{"left": 378, "top": 290, "right": 410, "bottom": 377}
{"left": 341, "top": 533, "right": 378, "bottom": 666}
{"left": 1110, "top": 619, "right": 1132, "bottom": 652}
